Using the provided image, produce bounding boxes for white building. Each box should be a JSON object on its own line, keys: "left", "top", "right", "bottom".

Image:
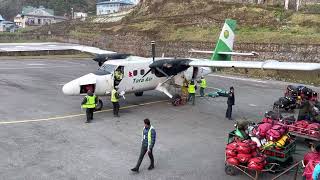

{"left": 73, "top": 12, "right": 88, "bottom": 20}
{"left": 96, "top": 0, "right": 134, "bottom": 15}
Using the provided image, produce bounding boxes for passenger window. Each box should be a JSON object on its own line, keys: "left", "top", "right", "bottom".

{"left": 140, "top": 69, "right": 145, "bottom": 75}
{"left": 133, "top": 70, "right": 137, "bottom": 76}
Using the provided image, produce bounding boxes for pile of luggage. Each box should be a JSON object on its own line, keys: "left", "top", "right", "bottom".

{"left": 285, "top": 85, "right": 318, "bottom": 101}
{"left": 226, "top": 139, "right": 267, "bottom": 171}
{"left": 285, "top": 120, "right": 320, "bottom": 139}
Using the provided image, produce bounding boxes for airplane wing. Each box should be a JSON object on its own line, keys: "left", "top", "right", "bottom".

{"left": 0, "top": 42, "right": 116, "bottom": 55}
{"left": 188, "top": 59, "right": 320, "bottom": 71}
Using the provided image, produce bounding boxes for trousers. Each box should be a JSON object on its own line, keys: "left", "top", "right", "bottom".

{"left": 86, "top": 108, "right": 94, "bottom": 122}
{"left": 226, "top": 105, "right": 233, "bottom": 119}
{"left": 112, "top": 102, "right": 119, "bottom": 116}
{"left": 134, "top": 145, "right": 154, "bottom": 169}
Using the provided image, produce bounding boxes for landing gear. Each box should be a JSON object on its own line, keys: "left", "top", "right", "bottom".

{"left": 135, "top": 92, "right": 144, "bottom": 96}
{"left": 95, "top": 99, "right": 103, "bottom": 111}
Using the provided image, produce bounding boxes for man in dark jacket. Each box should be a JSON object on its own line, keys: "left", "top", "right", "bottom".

{"left": 226, "top": 86, "right": 235, "bottom": 120}
{"left": 81, "top": 90, "right": 98, "bottom": 123}
{"left": 131, "top": 118, "right": 156, "bottom": 172}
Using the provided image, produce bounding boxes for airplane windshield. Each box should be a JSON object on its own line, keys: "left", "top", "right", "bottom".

{"left": 95, "top": 64, "right": 117, "bottom": 75}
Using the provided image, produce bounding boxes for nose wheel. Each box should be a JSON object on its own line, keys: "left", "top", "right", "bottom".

{"left": 95, "top": 99, "right": 103, "bottom": 111}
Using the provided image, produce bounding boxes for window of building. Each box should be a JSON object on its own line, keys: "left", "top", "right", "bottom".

{"left": 140, "top": 69, "right": 145, "bottom": 75}
{"left": 133, "top": 70, "right": 137, "bottom": 76}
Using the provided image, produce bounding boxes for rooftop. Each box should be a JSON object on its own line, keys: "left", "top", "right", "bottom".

{"left": 0, "top": 15, "right": 4, "bottom": 21}
{"left": 96, "top": 0, "right": 134, "bottom": 5}
{"left": 22, "top": 6, "right": 54, "bottom": 16}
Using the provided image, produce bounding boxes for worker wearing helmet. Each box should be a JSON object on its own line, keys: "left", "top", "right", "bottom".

{"left": 81, "top": 90, "right": 98, "bottom": 123}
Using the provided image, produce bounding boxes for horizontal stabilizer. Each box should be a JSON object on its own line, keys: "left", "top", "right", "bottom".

{"left": 189, "top": 49, "right": 258, "bottom": 56}
{"left": 218, "top": 51, "right": 259, "bottom": 56}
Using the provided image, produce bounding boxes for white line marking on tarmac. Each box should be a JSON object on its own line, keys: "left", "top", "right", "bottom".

{"left": 208, "top": 74, "right": 267, "bottom": 84}
{"left": 0, "top": 66, "right": 77, "bottom": 70}
{"left": 0, "top": 100, "right": 168, "bottom": 125}
{"left": 15, "top": 46, "right": 25, "bottom": 48}
{"left": 249, "top": 104, "right": 257, "bottom": 107}
{"left": 48, "top": 45, "right": 57, "bottom": 47}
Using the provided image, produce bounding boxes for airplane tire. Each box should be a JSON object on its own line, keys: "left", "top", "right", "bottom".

{"left": 98, "top": 62, "right": 103, "bottom": 67}
{"left": 135, "top": 92, "right": 144, "bottom": 96}
{"left": 95, "top": 99, "right": 103, "bottom": 111}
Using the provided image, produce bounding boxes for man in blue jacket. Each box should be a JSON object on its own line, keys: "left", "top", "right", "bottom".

{"left": 313, "top": 163, "right": 320, "bottom": 180}
{"left": 131, "top": 118, "right": 156, "bottom": 172}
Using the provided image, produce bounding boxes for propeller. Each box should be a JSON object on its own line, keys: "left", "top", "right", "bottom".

{"left": 142, "top": 41, "right": 157, "bottom": 78}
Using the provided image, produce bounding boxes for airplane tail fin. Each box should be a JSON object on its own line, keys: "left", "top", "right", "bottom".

{"left": 211, "top": 19, "right": 237, "bottom": 61}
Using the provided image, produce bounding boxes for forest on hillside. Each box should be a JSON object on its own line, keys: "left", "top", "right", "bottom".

{"left": 0, "top": 0, "right": 96, "bottom": 20}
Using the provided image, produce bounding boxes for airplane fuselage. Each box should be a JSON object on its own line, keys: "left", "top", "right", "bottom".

{"left": 62, "top": 56, "right": 212, "bottom": 97}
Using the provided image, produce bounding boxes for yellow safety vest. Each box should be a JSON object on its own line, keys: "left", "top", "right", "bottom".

{"left": 200, "top": 79, "right": 207, "bottom": 88}
{"left": 82, "top": 95, "right": 96, "bottom": 108}
{"left": 142, "top": 126, "right": 155, "bottom": 148}
{"left": 188, "top": 84, "right": 195, "bottom": 94}
{"left": 111, "top": 89, "right": 119, "bottom": 102}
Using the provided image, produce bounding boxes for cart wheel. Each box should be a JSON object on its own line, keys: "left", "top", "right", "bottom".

{"left": 225, "top": 165, "right": 237, "bottom": 176}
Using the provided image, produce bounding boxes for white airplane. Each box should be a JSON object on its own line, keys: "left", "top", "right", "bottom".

{"left": 62, "top": 19, "right": 320, "bottom": 110}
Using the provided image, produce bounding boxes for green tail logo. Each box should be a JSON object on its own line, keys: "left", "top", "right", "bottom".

{"left": 211, "top": 19, "right": 237, "bottom": 61}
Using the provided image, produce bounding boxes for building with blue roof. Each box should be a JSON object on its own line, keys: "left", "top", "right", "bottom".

{"left": 96, "top": 0, "right": 135, "bottom": 15}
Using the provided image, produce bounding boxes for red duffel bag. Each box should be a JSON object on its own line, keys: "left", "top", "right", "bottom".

{"left": 258, "top": 123, "right": 273, "bottom": 138}
{"left": 237, "top": 142, "right": 251, "bottom": 154}
{"left": 307, "top": 123, "right": 320, "bottom": 130}
{"left": 226, "top": 141, "right": 238, "bottom": 150}
{"left": 295, "top": 120, "right": 309, "bottom": 128}
{"left": 227, "top": 157, "right": 239, "bottom": 166}
{"left": 266, "top": 129, "right": 281, "bottom": 141}
{"left": 247, "top": 156, "right": 267, "bottom": 171}
{"left": 237, "top": 153, "right": 252, "bottom": 164}
{"left": 262, "top": 117, "right": 273, "bottom": 124}
{"left": 226, "top": 149, "right": 237, "bottom": 158}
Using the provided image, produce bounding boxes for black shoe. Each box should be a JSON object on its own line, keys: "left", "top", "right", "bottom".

{"left": 131, "top": 167, "right": 139, "bottom": 172}
{"left": 85, "top": 121, "right": 91, "bottom": 123}
{"left": 114, "top": 115, "right": 120, "bottom": 117}
{"left": 148, "top": 165, "right": 154, "bottom": 170}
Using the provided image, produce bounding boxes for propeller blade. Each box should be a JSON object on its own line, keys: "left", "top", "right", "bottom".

{"left": 151, "top": 41, "right": 155, "bottom": 62}
{"left": 156, "top": 67, "right": 169, "bottom": 77}
{"left": 142, "top": 68, "right": 152, "bottom": 78}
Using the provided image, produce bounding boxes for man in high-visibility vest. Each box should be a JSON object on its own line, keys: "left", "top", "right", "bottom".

{"left": 111, "top": 86, "right": 120, "bottom": 117}
{"left": 81, "top": 90, "right": 98, "bottom": 123}
{"left": 131, "top": 118, "right": 156, "bottom": 172}
{"left": 188, "top": 80, "right": 196, "bottom": 105}
{"left": 198, "top": 76, "right": 207, "bottom": 97}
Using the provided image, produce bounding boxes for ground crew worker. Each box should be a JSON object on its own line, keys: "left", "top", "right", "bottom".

{"left": 188, "top": 80, "right": 196, "bottom": 105}
{"left": 81, "top": 90, "right": 98, "bottom": 123}
{"left": 131, "top": 118, "right": 156, "bottom": 173}
{"left": 226, "top": 86, "right": 235, "bottom": 120}
{"left": 198, "top": 76, "right": 207, "bottom": 97}
{"left": 111, "top": 86, "right": 120, "bottom": 117}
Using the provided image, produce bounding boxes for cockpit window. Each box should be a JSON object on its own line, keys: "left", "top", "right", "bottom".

{"left": 94, "top": 64, "right": 117, "bottom": 75}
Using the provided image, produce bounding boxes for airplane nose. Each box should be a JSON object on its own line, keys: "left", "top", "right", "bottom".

{"left": 62, "top": 80, "right": 79, "bottom": 95}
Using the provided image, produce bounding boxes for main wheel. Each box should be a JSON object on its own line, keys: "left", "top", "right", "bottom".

{"left": 171, "top": 94, "right": 181, "bottom": 106}
{"left": 95, "top": 99, "right": 103, "bottom": 111}
{"left": 225, "top": 165, "right": 237, "bottom": 176}
{"left": 135, "top": 92, "right": 144, "bottom": 96}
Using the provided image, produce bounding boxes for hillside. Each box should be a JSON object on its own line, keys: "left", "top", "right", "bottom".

{"left": 22, "top": 0, "right": 320, "bottom": 44}
{"left": 0, "top": 0, "right": 96, "bottom": 20}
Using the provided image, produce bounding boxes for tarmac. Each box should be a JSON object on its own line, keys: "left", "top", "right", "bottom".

{"left": 0, "top": 57, "right": 318, "bottom": 180}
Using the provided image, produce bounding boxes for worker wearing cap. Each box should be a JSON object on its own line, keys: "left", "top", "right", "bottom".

{"left": 111, "top": 86, "right": 120, "bottom": 117}
{"left": 197, "top": 76, "right": 207, "bottom": 97}
{"left": 114, "top": 69, "right": 123, "bottom": 86}
{"left": 81, "top": 90, "right": 98, "bottom": 123}
{"left": 188, "top": 80, "right": 196, "bottom": 105}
